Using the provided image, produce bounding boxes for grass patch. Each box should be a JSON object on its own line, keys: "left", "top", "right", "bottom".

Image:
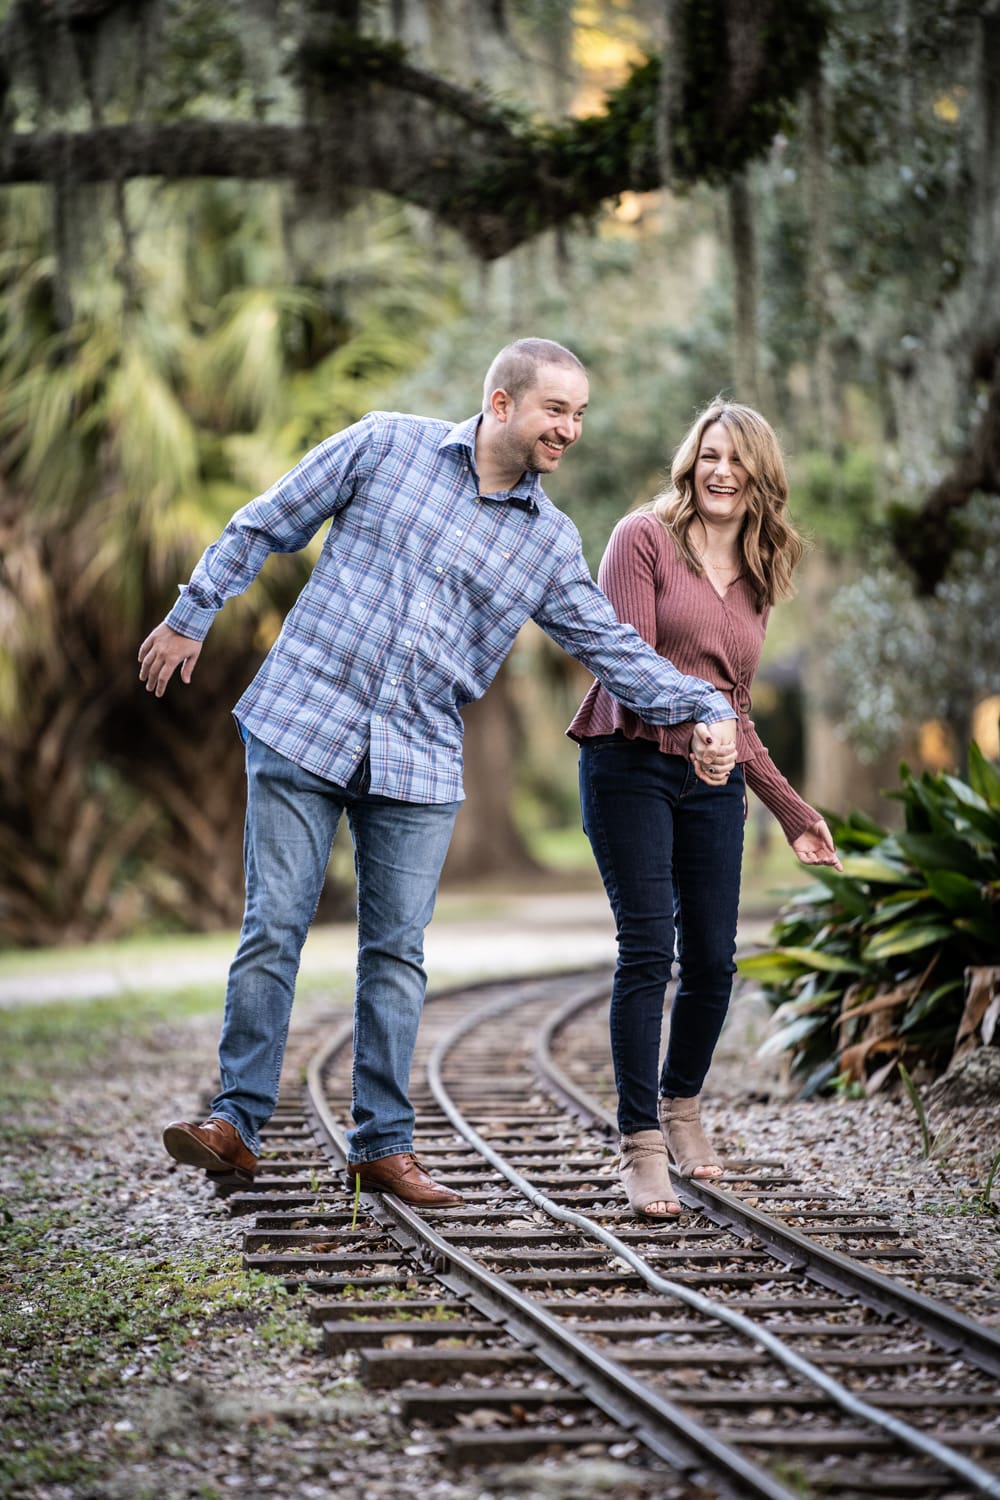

{"left": 0, "top": 1209, "right": 315, "bottom": 1493}
{"left": 0, "top": 985, "right": 223, "bottom": 1065}
{"left": 0, "top": 929, "right": 241, "bottom": 979}
{"left": 0, "top": 986, "right": 225, "bottom": 1143}
{"left": 0, "top": 976, "right": 355, "bottom": 1143}
{"left": 525, "top": 824, "right": 595, "bottom": 874}
{"left": 0, "top": 957, "right": 359, "bottom": 1494}
{"left": 525, "top": 819, "right": 813, "bottom": 911}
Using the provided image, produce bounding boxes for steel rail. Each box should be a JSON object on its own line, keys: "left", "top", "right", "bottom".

{"left": 537, "top": 977, "right": 1000, "bottom": 1381}
{"left": 291, "top": 974, "right": 1000, "bottom": 1496}
{"left": 521, "top": 978, "right": 1000, "bottom": 1494}
{"left": 429, "top": 978, "right": 1000, "bottom": 1499}
{"left": 302, "top": 1000, "right": 799, "bottom": 1500}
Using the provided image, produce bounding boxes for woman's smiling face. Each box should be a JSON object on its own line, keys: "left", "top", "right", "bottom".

{"left": 693, "top": 420, "right": 749, "bottom": 528}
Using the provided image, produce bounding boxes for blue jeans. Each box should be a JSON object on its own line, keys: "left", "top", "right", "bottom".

{"left": 579, "top": 736, "right": 745, "bottom": 1136}
{"left": 211, "top": 734, "right": 460, "bottom": 1163}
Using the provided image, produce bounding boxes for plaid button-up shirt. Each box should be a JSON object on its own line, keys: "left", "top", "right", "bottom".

{"left": 166, "top": 411, "right": 735, "bottom": 803}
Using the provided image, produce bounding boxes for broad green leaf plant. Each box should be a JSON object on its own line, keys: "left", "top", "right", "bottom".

{"left": 741, "top": 738, "right": 1000, "bottom": 1095}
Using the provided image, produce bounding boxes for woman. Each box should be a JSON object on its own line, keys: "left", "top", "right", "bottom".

{"left": 568, "top": 400, "right": 841, "bottom": 1219}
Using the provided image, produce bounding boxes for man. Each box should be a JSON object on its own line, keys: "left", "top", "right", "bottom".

{"left": 141, "top": 338, "right": 737, "bottom": 1208}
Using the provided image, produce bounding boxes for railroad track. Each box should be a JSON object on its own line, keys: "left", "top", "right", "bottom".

{"left": 213, "top": 970, "right": 1000, "bottom": 1499}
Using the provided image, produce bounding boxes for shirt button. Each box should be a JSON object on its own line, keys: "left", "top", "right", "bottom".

{"left": 404, "top": 640, "right": 413, "bottom": 647}
{"left": 436, "top": 565, "right": 443, "bottom": 573}
{"left": 390, "top": 678, "right": 398, "bottom": 685}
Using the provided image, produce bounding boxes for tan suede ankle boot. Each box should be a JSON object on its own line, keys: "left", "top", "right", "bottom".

{"left": 617, "top": 1129, "right": 681, "bottom": 1218}
{"left": 658, "top": 1093, "right": 723, "bottom": 1177}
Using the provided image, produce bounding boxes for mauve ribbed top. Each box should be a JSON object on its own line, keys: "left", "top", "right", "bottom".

{"left": 567, "top": 511, "right": 818, "bottom": 842}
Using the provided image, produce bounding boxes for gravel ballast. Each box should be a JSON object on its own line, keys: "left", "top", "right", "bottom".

{"left": 2, "top": 960, "right": 997, "bottom": 1500}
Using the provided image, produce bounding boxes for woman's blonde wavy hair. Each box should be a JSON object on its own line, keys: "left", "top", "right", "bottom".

{"left": 641, "top": 400, "right": 804, "bottom": 612}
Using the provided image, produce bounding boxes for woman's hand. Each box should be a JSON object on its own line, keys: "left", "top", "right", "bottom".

{"left": 690, "top": 720, "right": 738, "bottom": 786}
{"left": 792, "top": 819, "right": 843, "bottom": 871}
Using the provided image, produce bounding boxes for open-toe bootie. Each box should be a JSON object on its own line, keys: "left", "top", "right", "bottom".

{"left": 617, "top": 1129, "right": 681, "bottom": 1218}
{"left": 658, "top": 1093, "right": 723, "bottom": 1178}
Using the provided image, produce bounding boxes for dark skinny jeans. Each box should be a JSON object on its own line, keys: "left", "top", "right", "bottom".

{"left": 579, "top": 736, "right": 745, "bottom": 1136}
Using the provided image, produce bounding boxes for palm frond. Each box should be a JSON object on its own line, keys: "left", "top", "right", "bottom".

{"left": 106, "top": 344, "right": 200, "bottom": 502}
{"left": 194, "top": 286, "right": 326, "bottom": 429}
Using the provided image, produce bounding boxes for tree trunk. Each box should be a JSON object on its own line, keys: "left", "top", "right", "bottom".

{"left": 804, "top": 67, "right": 836, "bottom": 440}
{"left": 888, "top": 11, "right": 1000, "bottom": 591}
{"left": 443, "top": 660, "right": 538, "bottom": 884}
{"left": 119, "top": 655, "right": 354, "bottom": 930}
{"left": 727, "top": 170, "right": 758, "bottom": 405}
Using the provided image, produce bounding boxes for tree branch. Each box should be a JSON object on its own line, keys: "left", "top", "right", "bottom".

{"left": 0, "top": 5, "right": 826, "bottom": 257}
{"left": 0, "top": 63, "right": 664, "bottom": 259}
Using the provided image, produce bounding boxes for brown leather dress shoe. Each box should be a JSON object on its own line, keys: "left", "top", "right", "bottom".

{"left": 162, "top": 1117, "right": 258, "bottom": 1181}
{"left": 347, "top": 1152, "right": 464, "bottom": 1207}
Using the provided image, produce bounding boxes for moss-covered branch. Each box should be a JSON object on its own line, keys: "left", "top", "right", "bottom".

{"left": 0, "top": 10, "right": 827, "bottom": 258}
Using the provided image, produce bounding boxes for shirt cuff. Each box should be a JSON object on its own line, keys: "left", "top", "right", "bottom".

{"left": 699, "top": 693, "right": 738, "bottom": 725}
{"left": 165, "top": 594, "right": 217, "bottom": 641}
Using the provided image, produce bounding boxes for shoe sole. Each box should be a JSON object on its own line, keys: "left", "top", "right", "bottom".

{"left": 163, "top": 1124, "right": 255, "bottom": 1180}
{"left": 206, "top": 1167, "right": 256, "bottom": 1194}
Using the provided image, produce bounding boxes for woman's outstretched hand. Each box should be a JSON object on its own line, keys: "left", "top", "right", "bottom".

{"left": 792, "top": 818, "right": 843, "bottom": 871}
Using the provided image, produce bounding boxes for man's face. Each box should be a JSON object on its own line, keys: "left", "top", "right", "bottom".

{"left": 497, "top": 364, "right": 590, "bottom": 475}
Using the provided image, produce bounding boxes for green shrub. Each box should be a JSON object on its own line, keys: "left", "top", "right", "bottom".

{"left": 739, "top": 739, "right": 1000, "bottom": 1094}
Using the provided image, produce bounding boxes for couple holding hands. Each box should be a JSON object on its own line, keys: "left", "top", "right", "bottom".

{"left": 141, "top": 337, "right": 839, "bottom": 1221}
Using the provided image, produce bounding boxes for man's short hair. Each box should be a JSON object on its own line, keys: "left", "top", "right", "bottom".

{"left": 482, "top": 338, "right": 586, "bottom": 410}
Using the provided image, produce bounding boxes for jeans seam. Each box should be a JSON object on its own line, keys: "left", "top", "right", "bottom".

{"left": 580, "top": 759, "right": 620, "bottom": 919}
{"left": 345, "top": 794, "right": 460, "bottom": 1160}
{"left": 215, "top": 734, "right": 341, "bottom": 1151}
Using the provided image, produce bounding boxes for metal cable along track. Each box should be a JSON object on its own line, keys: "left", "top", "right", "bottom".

{"left": 536, "top": 980, "right": 1000, "bottom": 1382}
{"left": 231, "top": 970, "right": 1000, "bottom": 1498}
{"left": 306, "top": 1009, "right": 793, "bottom": 1500}
{"left": 459, "top": 979, "right": 1000, "bottom": 1496}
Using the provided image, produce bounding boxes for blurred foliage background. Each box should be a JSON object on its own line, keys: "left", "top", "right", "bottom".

{"left": 0, "top": 0, "right": 998, "bottom": 947}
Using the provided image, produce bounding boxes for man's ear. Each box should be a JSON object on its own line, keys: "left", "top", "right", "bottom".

{"left": 490, "top": 387, "right": 513, "bottom": 422}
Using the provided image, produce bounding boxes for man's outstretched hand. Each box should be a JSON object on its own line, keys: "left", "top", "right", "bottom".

{"left": 138, "top": 622, "right": 203, "bottom": 698}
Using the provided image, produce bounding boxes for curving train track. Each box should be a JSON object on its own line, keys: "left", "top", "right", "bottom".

{"left": 212, "top": 969, "right": 1000, "bottom": 1500}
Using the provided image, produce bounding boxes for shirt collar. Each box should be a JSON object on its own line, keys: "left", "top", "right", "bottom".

{"left": 439, "top": 414, "right": 542, "bottom": 513}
